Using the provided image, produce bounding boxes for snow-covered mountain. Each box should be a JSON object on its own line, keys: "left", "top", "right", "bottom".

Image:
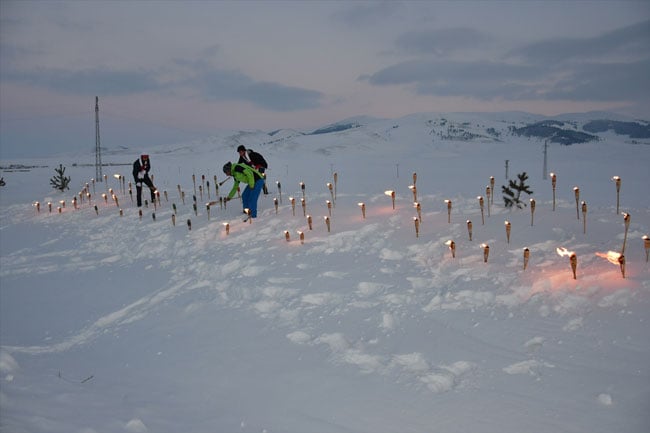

{"left": 147, "top": 111, "right": 650, "bottom": 159}
{"left": 1, "top": 111, "right": 649, "bottom": 433}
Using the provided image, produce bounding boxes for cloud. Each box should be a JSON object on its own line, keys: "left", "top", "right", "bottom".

{"left": 395, "top": 28, "right": 491, "bottom": 56}
{"left": 365, "top": 59, "right": 542, "bottom": 100}
{"left": 506, "top": 19, "right": 650, "bottom": 64}
{"left": 544, "top": 59, "right": 650, "bottom": 101}
{"left": 366, "top": 20, "right": 650, "bottom": 105}
{"left": 1, "top": 57, "right": 324, "bottom": 112}
{"left": 184, "top": 65, "right": 324, "bottom": 111}
{"left": 330, "top": 1, "right": 403, "bottom": 27}
{"left": 4, "top": 68, "right": 161, "bottom": 96}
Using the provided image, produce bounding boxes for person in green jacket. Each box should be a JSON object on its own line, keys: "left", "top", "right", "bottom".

{"left": 222, "top": 161, "right": 265, "bottom": 220}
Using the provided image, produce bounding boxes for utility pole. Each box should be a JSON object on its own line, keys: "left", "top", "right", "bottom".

{"left": 542, "top": 140, "right": 548, "bottom": 180}
{"left": 95, "top": 96, "right": 103, "bottom": 182}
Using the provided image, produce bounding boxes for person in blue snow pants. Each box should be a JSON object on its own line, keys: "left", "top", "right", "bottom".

{"left": 222, "top": 161, "right": 265, "bottom": 219}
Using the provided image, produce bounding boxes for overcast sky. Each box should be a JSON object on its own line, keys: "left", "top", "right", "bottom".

{"left": 1, "top": 0, "right": 649, "bottom": 158}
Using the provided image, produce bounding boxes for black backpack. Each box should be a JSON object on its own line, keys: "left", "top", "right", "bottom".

{"left": 248, "top": 150, "right": 268, "bottom": 169}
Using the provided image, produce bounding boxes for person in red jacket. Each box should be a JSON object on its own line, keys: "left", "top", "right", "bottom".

{"left": 132, "top": 154, "right": 157, "bottom": 207}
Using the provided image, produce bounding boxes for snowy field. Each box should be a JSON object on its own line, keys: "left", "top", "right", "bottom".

{"left": 1, "top": 112, "right": 649, "bottom": 433}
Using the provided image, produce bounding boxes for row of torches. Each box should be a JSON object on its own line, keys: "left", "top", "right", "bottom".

{"left": 435, "top": 174, "right": 641, "bottom": 279}
{"left": 34, "top": 171, "right": 647, "bottom": 279}
{"left": 35, "top": 173, "right": 231, "bottom": 223}
{"left": 322, "top": 172, "right": 642, "bottom": 280}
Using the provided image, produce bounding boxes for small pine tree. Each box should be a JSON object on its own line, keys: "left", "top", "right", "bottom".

{"left": 502, "top": 172, "right": 533, "bottom": 209}
{"left": 50, "top": 164, "right": 71, "bottom": 192}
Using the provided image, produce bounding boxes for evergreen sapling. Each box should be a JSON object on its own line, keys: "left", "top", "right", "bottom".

{"left": 502, "top": 172, "right": 533, "bottom": 209}
{"left": 50, "top": 164, "right": 71, "bottom": 192}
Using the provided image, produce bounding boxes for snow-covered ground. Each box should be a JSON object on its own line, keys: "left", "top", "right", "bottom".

{"left": 1, "top": 112, "right": 649, "bottom": 433}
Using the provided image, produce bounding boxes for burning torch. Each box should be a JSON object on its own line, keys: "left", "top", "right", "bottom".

{"left": 445, "top": 199, "right": 452, "bottom": 223}
{"left": 409, "top": 185, "right": 417, "bottom": 202}
{"left": 480, "top": 243, "right": 490, "bottom": 263}
{"left": 385, "top": 190, "right": 395, "bottom": 210}
{"left": 530, "top": 198, "right": 536, "bottom": 226}
{"left": 550, "top": 172, "right": 556, "bottom": 211}
{"left": 523, "top": 248, "right": 530, "bottom": 270}
{"left": 557, "top": 247, "right": 577, "bottom": 279}
{"left": 612, "top": 176, "right": 621, "bottom": 214}
{"left": 445, "top": 240, "right": 456, "bottom": 258}
{"left": 486, "top": 186, "right": 491, "bottom": 217}
{"left": 621, "top": 212, "right": 631, "bottom": 254}
{"left": 490, "top": 176, "right": 495, "bottom": 205}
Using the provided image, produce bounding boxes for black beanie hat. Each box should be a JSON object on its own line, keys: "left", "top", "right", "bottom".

{"left": 223, "top": 162, "right": 232, "bottom": 174}
{"left": 237, "top": 145, "right": 246, "bottom": 152}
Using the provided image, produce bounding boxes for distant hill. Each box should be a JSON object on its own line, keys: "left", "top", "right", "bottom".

{"left": 509, "top": 121, "right": 599, "bottom": 145}
{"left": 583, "top": 120, "right": 650, "bottom": 138}
{"left": 41, "top": 111, "right": 649, "bottom": 161}
{"left": 309, "top": 122, "right": 361, "bottom": 135}
{"left": 303, "top": 112, "right": 649, "bottom": 147}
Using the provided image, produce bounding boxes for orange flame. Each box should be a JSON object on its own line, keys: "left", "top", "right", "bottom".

{"left": 595, "top": 251, "right": 622, "bottom": 265}
{"left": 556, "top": 247, "right": 575, "bottom": 257}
